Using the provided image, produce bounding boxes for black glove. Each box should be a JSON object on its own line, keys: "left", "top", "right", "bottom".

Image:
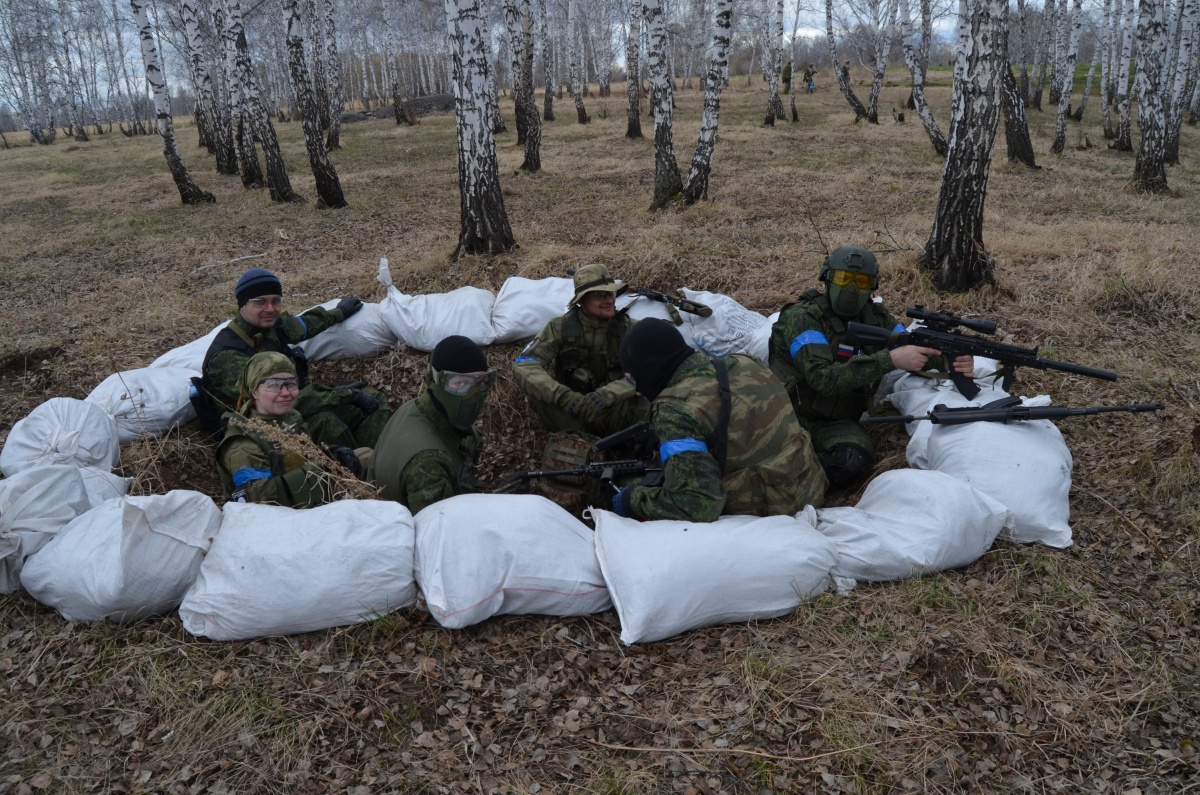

{"left": 336, "top": 296, "right": 363, "bottom": 320}
{"left": 347, "top": 388, "right": 379, "bottom": 416}
{"left": 326, "top": 445, "right": 363, "bottom": 477}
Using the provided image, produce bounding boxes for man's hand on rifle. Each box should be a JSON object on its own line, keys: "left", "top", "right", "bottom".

{"left": 889, "top": 345, "right": 941, "bottom": 372}
{"left": 951, "top": 355, "right": 975, "bottom": 378}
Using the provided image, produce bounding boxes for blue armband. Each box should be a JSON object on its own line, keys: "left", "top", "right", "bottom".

{"left": 513, "top": 356, "right": 536, "bottom": 364}
{"left": 789, "top": 330, "right": 828, "bottom": 358}
{"left": 232, "top": 467, "right": 274, "bottom": 488}
{"left": 660, "top": 438, "right": 708, "bottom": 461}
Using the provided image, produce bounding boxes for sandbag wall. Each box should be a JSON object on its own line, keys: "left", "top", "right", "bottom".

{"left": 2, "top": 263, "right": 1080, "bottom": 644}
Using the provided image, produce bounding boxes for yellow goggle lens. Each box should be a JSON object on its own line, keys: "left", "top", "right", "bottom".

{"left": 830, "top": 270, "right": 873, "bottom": 290}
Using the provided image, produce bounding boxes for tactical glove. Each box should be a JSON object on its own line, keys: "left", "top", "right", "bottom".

{"left": 566, "top": 391, "right": 607, "bottom": 417}
{"left": 347, "top": 388, "right": 379, "bottom": 416}
{"left": 336, "top": 296, "right": 364, "bottom": 320}
{"left": 612, "top": 486, "right": 634, "bottom": 518}
{"left": 326, "top": 445, "right": 363, "bottom": 477}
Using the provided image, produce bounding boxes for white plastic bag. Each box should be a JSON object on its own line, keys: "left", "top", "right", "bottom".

{"left": 592, "top": 509, "right": 838, "bottom": 644}
{"left": 379, "top": 286, "right": 497, "bottom": 350}
{"left": 0, "top": 465, "right": 93, "bottom": 594}
{"left": 922, "top": 403, "right": 1074, "bottom": 548}
{"left": 0, "top": 398, "right": 120, "bottom": 477}
{"left": 150, "top": 321, "right": 226, "bottom": 371}
{"left": 295, "top": 300, "right": 398, "bottom": 360}
{"left": 885, "top": 376, "right": 1015, "bottom": 469}
{"left": 179, "top": 500, "right": 416, "bottom": 640}
{"left": 491, "top": 276, "right": 576, "bottom": 344}
{"left": 21, "top": 490, "right": 222, "bottom": 622}
{"left": 86, "top": 367, "right": 199, "bottom": 443}
{"left": 815, "top": 469, "right": 1010, "bottom": 582}
{"left": 746, "top": 311, "right": 780, "bottom": 363}
{"left": 678, "top": 290, "right": 769, "bottom": 356}
{"left": 414, "top": 494, "right": 610, "bottom": 629}
{"left": 79, "top": 466, "right": 132, "bottom": 507}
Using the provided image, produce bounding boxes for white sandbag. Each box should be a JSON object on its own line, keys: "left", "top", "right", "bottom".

{"left": 616, "top": 295, "right": 698, "bottom": 347}
{"left": 379, "top": 286, "right": 496, "bottom": 350}
{"left": 79, "top": 466, "right": 132, "bottom": 507}
{"left": 592, "top": 509, "right": 838, "bottom": 645}
{"left": 882, "top": 376, "right": 1016, "bottom": 469}
{"left": 20, "top": 490, "right": 221, "bottom": 622}
{"left": 745, "top": 311, "right": 779, "bottom": 363}
{"left": 414, "top": 494, "right": 610, "bottom": 629}
{"left": 150, "top": 321, "right": 226, "bottom": 371}
{"left": 85, "top": 366, "right": 199, "bottom": 443}
{"left": 0, "top": 398, "right": 120, "bottom": 477}
{"left": 490, "top": 276, "right": 576, "bottom": 343}
{"left": 678, "top": 290, "right": 769, "bottom": 356}
{"left": 0, "top": 465, "right": 93, "bottom": 594}
{"left": 815, "top": 469, "right": 1010, "bottom": 582}
{"left": 922, "top": 403, "right": 1073, "bottom": 548}
{"left": 295, "top": 299, "right": 398, "bottom": 360}
{"left": 179, "top": 500, "right": 416, "bottom": 640}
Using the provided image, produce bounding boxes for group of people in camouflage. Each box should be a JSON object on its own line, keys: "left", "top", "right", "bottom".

{"left": 201, "top": 247, "right": 970, "bottom": 520}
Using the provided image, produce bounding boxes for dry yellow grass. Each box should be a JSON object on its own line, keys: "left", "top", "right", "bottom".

{"left": 1, "top": 77, "right": 1198, "bottom": 794}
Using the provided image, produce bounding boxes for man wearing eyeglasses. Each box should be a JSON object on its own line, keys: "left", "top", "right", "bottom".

{"left": 767, "top": 246, "right": 973, "bottom": 490}
{"left": 195, "top": 267, "right": 386, "bottom": 447}
{"left": 368, "top": 336, "right": 493, "bottom": 513}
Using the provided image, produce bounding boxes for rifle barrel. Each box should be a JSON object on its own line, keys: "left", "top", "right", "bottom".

{"left": 1033, "top": 357, "right": 1119, "bottom": 382}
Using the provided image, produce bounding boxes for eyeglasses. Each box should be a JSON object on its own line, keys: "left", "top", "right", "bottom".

{"left": 247, "top": 296, "right": 284, "bottom": 308}
{"left": 259, "top": 376, "right": 299, "bottom": 393}
{"left": 829, "top": 270, "right": 874, "bottom": 290}
{"left": 438, "top": 369, "right": 497, "bottom": 395}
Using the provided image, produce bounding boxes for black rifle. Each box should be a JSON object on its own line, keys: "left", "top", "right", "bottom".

{"left": 566, "top": 269, "right": 712, "bottom": 322}
{"left": 845, "top": 304, "right": 1119, "bottom": 399}
{"left": 496, "top": 421, "right": 662, "bottom": 492}
{"left": 863, "top": 396, "right": 1164, "bottom": 425}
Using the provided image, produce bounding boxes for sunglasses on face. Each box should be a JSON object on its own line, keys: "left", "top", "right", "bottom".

{"left": 247, "top": 296, "right": 284, "bottom": 309}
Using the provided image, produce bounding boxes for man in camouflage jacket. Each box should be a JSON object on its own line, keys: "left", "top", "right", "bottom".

{"left": 612, "top": 318, "right": 827, "bottom": 522}
{"left": 368, "top": 336, "right": 491, "bottom": 514}
{"left": 768, "top": 246, "right": 972, "bottom": 489}
{"left": 513, "top": 264, "right": 648, "bottom": 438}
{"left": 196, "top": 267, "right": 389, "bottom": 448}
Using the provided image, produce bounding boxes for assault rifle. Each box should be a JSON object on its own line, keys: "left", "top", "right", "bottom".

{"left": 863, "top": 396, "right": 1164, "bottom": 426}
{"left": 845, "top": 305, "right": 1119, "bottom": 399}
{"left": 495, "top": 422, "right": 662, "bottom": 493}
{"left": 566, "top": 268, "right": 712, "bottom": 323}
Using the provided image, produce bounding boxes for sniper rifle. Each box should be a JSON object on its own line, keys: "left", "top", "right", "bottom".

{"left": 566, "top": 268, "right": 712, "bottom": 323}
{"left": 845, "top": 305, "right": 1119, "bottom": 399}
{"left": 863, "top": 396, "right": 1164, "bottom": 426}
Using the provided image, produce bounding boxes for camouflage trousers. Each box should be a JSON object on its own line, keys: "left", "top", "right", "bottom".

{"left": 795, "top": 415, "right": 875, "bottom": 458}
{"left": 527, "top": 394, "right": 650, "bottom": 440}
{"left": 295, "top": 384, "right": 392, "bottom": 450}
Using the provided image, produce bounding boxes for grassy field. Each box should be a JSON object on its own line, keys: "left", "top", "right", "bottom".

{"left": 1, "top": 75, "right": 1198, "bottom": 794}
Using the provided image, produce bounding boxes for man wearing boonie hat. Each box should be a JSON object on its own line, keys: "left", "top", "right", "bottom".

{"left": 194, "top": 267, "right": 388, "bottom": 447}
{"left": 512, "top": 263, "right": 648, "bottom": 437}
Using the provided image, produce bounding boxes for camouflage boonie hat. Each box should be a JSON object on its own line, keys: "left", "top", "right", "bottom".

{"left": 570, "top": 264, "right": 627, "bottom": 306}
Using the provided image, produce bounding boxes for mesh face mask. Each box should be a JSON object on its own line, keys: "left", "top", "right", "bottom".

{"left": 826, "top": 270, "right": 874, "bottom": 317}
{"left": 429, "top": 366, "right": 496, "bottom": 429}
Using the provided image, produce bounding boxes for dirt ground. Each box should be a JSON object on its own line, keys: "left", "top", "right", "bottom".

{"left": 1, "top": 78, "right": 1198, "bottom": 794}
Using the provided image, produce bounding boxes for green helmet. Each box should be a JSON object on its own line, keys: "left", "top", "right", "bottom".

{"left": 819, "top": 246, "right": 879, "bottom": 317}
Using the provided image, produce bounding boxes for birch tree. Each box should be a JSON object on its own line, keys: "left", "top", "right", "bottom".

{"left": 568, "top": 0, "right": 589, "bottom": 122}
{"left": 1050, "top": 0, "right": 1081, "bottom": 154}
{"left": 644, "top": 0, "right": 681, "bottom": 209}
{"left": 444, "top": 0, "right": 516, "bottom": 259}
{"left": 625, "top": 0, "right": 643, "bottom": 137}
{"left": 1132, "top": 0, "right": 1169, "bottom": 192}
{"left": 826, "top": 0, "right": 872, "bottom": 120}
{"left": 681, "top": 0, "right": 733, "bottom": 203}
{"left": 320, "top": 0, "right": 342, "bottom": 148}
{"left": 899, "top": 0, "right": 946, "bottom": 153}
{"left": 866, "top": 0, "right": 900, "bottom": 123}
{"left": 181, "top": 0, "right": 237, "bottom": 174}
{"left": 1164, "top": 0, "right": 1197, "bottom": 163}
{"left": 539, "top": 0, "right": 554, "bottom": 120}
{"left": 1030, "top": 0, "right": 1053, "bottom": 108}
{"left": 763, "top": 0, "right": 785, "bottom": 125}
{"left": 919, "top": 0, "right": 1006, "bottom": 291}
{"left": 130, "top": 0, "right": 214, "bottom": 205}
{"left": 504, "top": 0, "right": 541, "bottom": 171}
{"left": 1000, "top": 11, "right": 1038, "bottom": 168}
{"left": 1102, "top": 0, "right": 1120, "bottom": 137}
{"left": 1114, "top": 0, "right": 1136, "bottom": 150}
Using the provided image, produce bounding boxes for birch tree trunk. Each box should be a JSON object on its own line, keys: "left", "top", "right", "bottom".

{"left": 507, "top": 0, "right": 541, "bottom": 171}
{"left": 1050, "top": 0, "right": 1081, "bottom": 153}
{"left": 181, "top": 0, "right": 237, "bottom": 174}
{"left": 867, "top": 0, "right": 899, "bottom": 123}
{"left": 503, "top": 0, "right": 528, "bottom": 145}
{"left": 681, "top": 0, "right": 732, "bottom": 203}
{"left": 826, "top": 0, "right": 872, "bottom": 120}
{"left": 1132, "top": 0, "right": 1169, "bottom": 192}
{"left": 919, "top": 0, "right": 1005, "bottom": 291}
{"left": 130, "top": 0, "right": 215, "bottom": 205}
{"left": 1164, "top": 0, "right": 1197, "bottom": 163}
{"left": 1072, "top": 50, "right": 1098, "bottom": 121}
{"left": 1114, "top": 0, "right": 1137, "bottom": 150}
{"left": 1000, "top": 10, "right": 1038, "bottom": 168}
{"left": 1048, "top": 0, "right": 1066, "bottom": 105}
{"left": 1030, "top": 0, "right": 1053, "bottom": 108}
{"left": 763, "top": 0, "right": 785, "bottom": 125}
{"left": 282, "top": 0, "right": 346, "bottom": 208}
{"left": 319, "top": 0, "right": 342, "bottom": 148}
{"left": 539, "top": 0, "right": 555, "bottom": 120}
{"left": 1104, "top": 0, "right": 1122, "bottom": 137}
{"left": 900, "top": 0, "right": 946, "bottom": 153}
{"left": 568, "top": 0, "right": 590, "bottom": 122}
{"left": 644, "top": 0, "right": 681, "bottom": 208}
{"left": 444, "top": 0, "right": 516, "bottom": 259}
{"left": 625, "top": 0, "right": 643, "bottom": 137}
{"left": 1017, "top": 0, "right": 1030, "bottom": 97}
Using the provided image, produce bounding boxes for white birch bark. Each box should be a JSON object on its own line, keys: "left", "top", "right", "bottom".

{"left": 644, "top": 0, "right": 680, "bottom": 208}
{"left": 1164, "top": 0, "right": 1197, "bottom": 162}
{"left": 867, "top": 0, "right": 899, "bottom": 123}
{"left": 826, "top": 0, "right": 871, "bottom": 120}
{"left": 1050, "top": 0, "right": 1080, "bottom": 153}
{"left": 1132, "top": 0, "right": 1169, "bottom": 191}
{"left": 1101, "top": 0, "right": 1116, "bottom": 136}
{"left": 763, "top": 0, "right": 785, "bottom": 125}
{"left": 900, "top": 0, "right": 947, "bottom": 154}
{"left": 538, "top": 0, "right": 555, "bottom": 120}
{"left": 1030, "top": 0, "right": 1053, "bottom": 108}
{"left": 681, "top": 0, "right": 732, "bottom": 203}
{"left": 568, "top": 0, "right": 589, "bottom": 122}
{"left": 282, "top": 0, "right": 346, "bottom": 207}
{"left": 1048, "top": 0, "right": 1067, "bottom": 104}
{"left": 1115, "top": 0, "right": 1137, "bottom": 149}
{"left": 625, "top": 0, "right": 642, "bottom": 136}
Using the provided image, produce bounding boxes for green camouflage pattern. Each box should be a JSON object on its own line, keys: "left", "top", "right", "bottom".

{"left": 294, "top": 384, "right": 391, "bottom": 448}
{"left": 513, "top": 309, "right": 647, "bottom": 436}
{"left": 367, "top": 392, "right": 485, "bottom": 514}
{"left": 626, "top": 352, "right": 827, "bottom": 522}
{"left": 216, "top": 410, "right": 331, "bottom": 508}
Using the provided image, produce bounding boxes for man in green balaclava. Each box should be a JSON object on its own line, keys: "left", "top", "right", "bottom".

{"left": 767, "top": 246, "right": 973, "bottom": 491}
{"left": 367, "top": 336, "right": 493, "bottom": 514}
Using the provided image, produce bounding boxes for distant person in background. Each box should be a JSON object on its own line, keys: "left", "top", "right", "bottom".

{"left": 216, "top": 352, "right": 369, "bottom": 508}
{"left": 369, "top": 336, "right": 493, "bottom": 514}
{"left": 513, "top": 264, "right": 648, "bottom": 437}
{"left": 803, "top": 63, "right": 816, "bottom": 93}
{"left": 193, "top": 266, "right": 390, "bottom": 448}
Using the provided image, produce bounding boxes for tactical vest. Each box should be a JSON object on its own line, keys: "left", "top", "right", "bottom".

{"left": 552, "top": 307, "right": 629, "bottom": 393}
{"left": 369, "top": 398, "right": 480, "bottom": 504}
{"left": 200, "top": 319, "right": 310, "bottom": 399}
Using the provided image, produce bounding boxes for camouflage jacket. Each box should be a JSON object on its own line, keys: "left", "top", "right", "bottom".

{"left": 202, "top": 307, "right": 346, "bottom": 414}
{"left": 367, "top": 391, "right": 485, "bottom": 514}
{"left": 767, "top": 290, "right": 903, "bottom": 422}
{"left": 512, "top": 308, "right": 637, "bottom": 410}
{"left": 626, "top": 352, "right": 827, "bottom": 522}
{"left": 216, "top": 410, "right": 331, "bottom": 508}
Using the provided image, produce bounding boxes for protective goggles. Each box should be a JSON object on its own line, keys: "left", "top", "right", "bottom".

{"left": 433, "top": 368, "right": 497, "bottom": 395}
{"left": 258, "top": 376, "right": 299, "bottom": 393}
{"left": 246, "top": 296, "right": 284, "bottom": 308}
{"left": 829, "top": 270, "right": 874, "bottom": 290}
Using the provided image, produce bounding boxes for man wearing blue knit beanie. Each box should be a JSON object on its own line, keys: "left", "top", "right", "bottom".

{"left": 191, "top": 267, "right": 390, "bottom": 448}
